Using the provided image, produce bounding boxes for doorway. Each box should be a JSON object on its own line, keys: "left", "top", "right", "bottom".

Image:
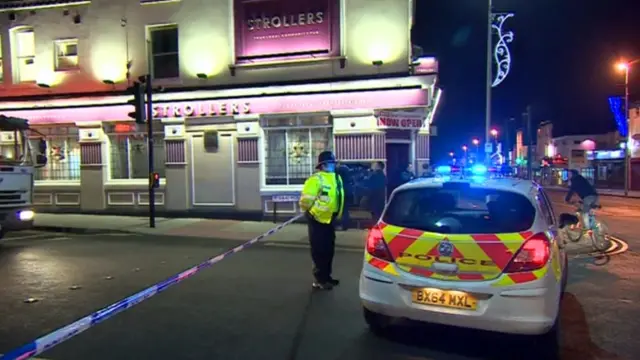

{"left": 386, "top": 142, "right": 411, "bottom": 195}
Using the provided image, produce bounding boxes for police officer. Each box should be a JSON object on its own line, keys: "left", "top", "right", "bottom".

{"left": 299, "top": 151, "right": 345, "bottom": 290}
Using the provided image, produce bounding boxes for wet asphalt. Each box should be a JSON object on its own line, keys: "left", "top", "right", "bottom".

{"left": 0, "top": 220, "right": 637, "bottom": 360}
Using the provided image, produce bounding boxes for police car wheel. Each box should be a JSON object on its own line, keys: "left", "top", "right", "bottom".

{"left": 533, "top": 297, "right": 562, "bottom": 358}
{"left": 363, "top": 307, "right": 392, "bottom": 336}
{"left": 535, "top": 317, "right": 561, "bottom": 358}
{"left": 560, "top": 255, "right": 569, "bottom": 298}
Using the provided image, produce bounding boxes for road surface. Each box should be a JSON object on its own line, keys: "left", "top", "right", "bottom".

{"left": 546, "top": 188, "right": 640, "bottom": 246}
{"left": 0, "top": 193, "right": 637, "bottom": 360}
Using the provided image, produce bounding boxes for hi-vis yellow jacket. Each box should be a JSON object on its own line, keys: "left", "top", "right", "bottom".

{"left": 299, "top": 171, "right": 345, "bottom": 224}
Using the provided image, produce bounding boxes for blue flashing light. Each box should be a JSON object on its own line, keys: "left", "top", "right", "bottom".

{"left": 436, "top": 165, "right": 452, "bottom": 174}
{"left": 470, "top": 175, "right": 486, "bottom": 183}
{"left": 471, "top": 164, "right": 488, "bottom": 175}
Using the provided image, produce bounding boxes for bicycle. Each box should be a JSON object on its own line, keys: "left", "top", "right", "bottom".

{"left": 563, "top": 200, "right": 610, "bottom": 252}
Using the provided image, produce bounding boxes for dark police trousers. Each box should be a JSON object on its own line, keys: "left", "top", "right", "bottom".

{"left": 306, "top": 213, "right": 336, "bottom": 283}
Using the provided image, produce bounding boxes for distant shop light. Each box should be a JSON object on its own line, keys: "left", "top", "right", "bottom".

{"left": 196, "top": 73, "right": 208, "bottom": 79}
{"left": 372, "top": 60, "right": 383, "bottom": 66}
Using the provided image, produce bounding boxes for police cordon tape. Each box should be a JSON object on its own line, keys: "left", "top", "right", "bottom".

{"left": 0, "top": 213, "right": 305, "bottom": 360}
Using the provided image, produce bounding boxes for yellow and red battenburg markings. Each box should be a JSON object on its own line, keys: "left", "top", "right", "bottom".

{"left": 368, "top": 222, "right": 547, "bottom": 285}
{"left": 365, "top": 252, "right": 398, "bottom": 276}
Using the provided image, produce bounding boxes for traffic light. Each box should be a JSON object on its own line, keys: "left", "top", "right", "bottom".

{"left": 150, "top": 172, "right": 160, "bottom": 189}
{"left": 127, "top": 81, "right": 146, "bottom": 124}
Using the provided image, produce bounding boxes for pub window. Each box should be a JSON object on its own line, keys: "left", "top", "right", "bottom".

{"left": 262, "top": 114, "right": 332, "bottom": 185}
{"left": 106, "top": 122, "right": 166, "bottom": 180}
{"left": 0, "top": 36, "right": 3, "bottom": 82}
{"left": 28, "top": 126, "right": 81, "bottom": 181}
{"left": 54, "top": 38, "right": 79, "bottom": 71}
{"left": 11, "top": 27, "right": 36, "bottom": 83}
{"left": 148, "top": 24, "right": 179, "bottom": 80}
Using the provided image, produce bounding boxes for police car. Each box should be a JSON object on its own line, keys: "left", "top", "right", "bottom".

{"left": 359, "top": 165, "right": 569, "bottom": 347}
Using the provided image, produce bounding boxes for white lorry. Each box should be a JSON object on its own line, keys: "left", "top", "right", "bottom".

{"left": 0, "top": 115, "right": 47, "bottom": 241}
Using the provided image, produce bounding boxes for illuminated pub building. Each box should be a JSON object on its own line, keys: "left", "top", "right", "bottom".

{"left": 0, "top": 0, "right": 439, "bottom": 217}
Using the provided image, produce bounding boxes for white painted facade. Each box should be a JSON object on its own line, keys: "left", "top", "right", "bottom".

{"left": 0, "top": 0, "right": 414, "bottom": 94}
{"left": 0, "top": 0, "right": 438, "bottom": 217}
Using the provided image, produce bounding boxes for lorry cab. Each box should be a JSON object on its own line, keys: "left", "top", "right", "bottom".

{"left": 0, "top": 115, "right": 47, "bottom": 239}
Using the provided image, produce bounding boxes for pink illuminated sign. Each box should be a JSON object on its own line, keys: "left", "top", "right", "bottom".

{"left": 234, "top": 0, "right": 340, "bottom": 61}
{"left": 414, "top": 57, "right": 438, "bottom": 75}
{"left": 3, "top": 88, "right": 429, "bottom": 124}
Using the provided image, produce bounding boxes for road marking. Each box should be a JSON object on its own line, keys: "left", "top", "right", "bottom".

{"left": 2, "top": 233, "right": 56, "bottom": 241}
{"left": 570, "top": 235, "right": 629, "bottom": 259}
{"left": 263, "top": 242, "right": 362, "bottom": 252}
{"left": 3, "top": 236, "right": 71, "bottom": 243}
{"left": 606, "top": 235, "right": 629, "bottom": 256}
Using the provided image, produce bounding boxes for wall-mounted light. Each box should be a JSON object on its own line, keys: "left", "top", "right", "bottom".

{"left": 196, "top": 73, "right": 208, "bottom": 79}
{"left": 372, "top": 60, "right": 383, "bottom": 67}
{"left": 102, "top": 79, "right": 115, "bottom": 85}
{"left": 229, "top": 66, "right": 236, "bottom": 77}
{"left": 73, "top": 13, "right": 81, "bottom": 24}
{"left": 8, "top": 13, "right": 15, "bottom": 21}
{"left": 339, "top": 58, "right": 346, "bottom": 69}
{"left": 37, "top": 83, "right": 51, "bottom": 88}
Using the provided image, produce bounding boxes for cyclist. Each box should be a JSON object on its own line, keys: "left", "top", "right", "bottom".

{"left": 565, "top": 169, "right": 599, "bottom": 228}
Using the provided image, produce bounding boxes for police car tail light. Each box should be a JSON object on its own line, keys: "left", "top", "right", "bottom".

{"left": 366, "top": 226, "right": 394, "bottom": 262}
{"left": 504, "top": 232, "right": 550, "bottom": 273}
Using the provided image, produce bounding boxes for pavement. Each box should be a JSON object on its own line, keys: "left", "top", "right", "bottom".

{"left": 29, "top": 210, "right": 616, "bottom": 258}
{"left": 545, "top": 185, "right": 640, "bottom": 199}
{"left": 31, "top": 213, "right": 368, "bottom": 249}
{"left": 0, "top": 229, "right": 637, "bottom": 360}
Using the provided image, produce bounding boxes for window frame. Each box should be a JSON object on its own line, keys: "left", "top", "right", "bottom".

{"left": 536, "top": 188, "right": 555, "bottom": 226}
{"left": 147, "top": 24, "right": 179, "bottom": 80}
{"left": 28, "top": 127, "right": 81, "bottom": 184}
{"left": 383, "top": 186, "right": 538, "bottom": 234}
{"left": 106, "top": 130, "right": 166, "bottom": 183}
{"left": 54, "top": 38, "right": 79, "bottom": 71}
{"left": 0, "top": 35, "right": 3, "bottom": 82}
{"left": 259, "top": 114, "right": 333, "bottom": 190}
{"left": 11, "top": 27, "right": 36, "bottom": 83}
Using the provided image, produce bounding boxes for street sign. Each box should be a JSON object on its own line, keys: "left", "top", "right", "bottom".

{"left": 484, "top": 143, "right": 493, "bottom": 153}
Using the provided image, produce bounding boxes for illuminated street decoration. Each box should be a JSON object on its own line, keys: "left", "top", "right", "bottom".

{"left": 491, "top": 13, "right": 514, "bottom": 88}
{"left": 608, "top": 96, "right": 627, "bottom": 137}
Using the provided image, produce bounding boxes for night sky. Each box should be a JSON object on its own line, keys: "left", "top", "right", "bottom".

{"left": 412, "top": 0, "right": 640, "bottom": 162}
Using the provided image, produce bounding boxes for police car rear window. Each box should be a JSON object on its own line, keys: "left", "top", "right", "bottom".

{"left": 383, "top": 186, "right": 536, "bottom": 234}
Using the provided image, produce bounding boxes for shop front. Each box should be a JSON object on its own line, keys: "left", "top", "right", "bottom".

{"left": 587, "top": 149, "right": 625, "bottom": 189}
{"left": 3, "top": 75, "right": 437, "bottom": 217}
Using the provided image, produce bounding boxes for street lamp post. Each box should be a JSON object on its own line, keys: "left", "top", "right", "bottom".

{"left": 485, "top": 2, "right": 514, "bottom": 164}
{"left": 472, "top": 138, "right": 480, "bottom": 159}
{"left": 462, "top": 145, "right": 468, "bottom": 166}
{"left": 490, "top": 129, "right": 499, "bottom": 147}
{"left": 617, "top": 59, "right": 638, "bottom": 196}
{"left": 485, "top": 0, "right": 493, "bottom": 155}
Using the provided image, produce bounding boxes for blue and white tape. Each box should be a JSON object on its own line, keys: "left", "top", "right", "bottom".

{"left": 0, "top": 213, "right": 304, "bottom": 360}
